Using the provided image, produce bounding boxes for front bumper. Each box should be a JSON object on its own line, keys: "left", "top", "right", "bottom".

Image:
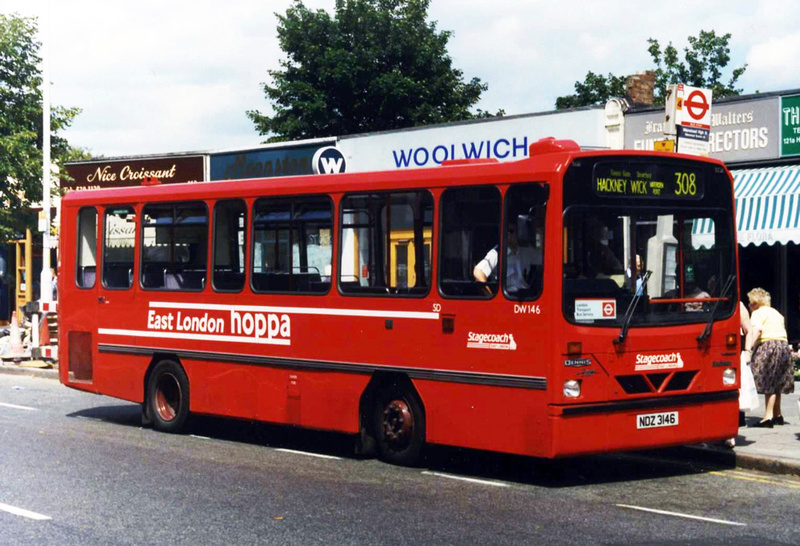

{"left": 548, "top": 390, "right": 739, "bottom": 457}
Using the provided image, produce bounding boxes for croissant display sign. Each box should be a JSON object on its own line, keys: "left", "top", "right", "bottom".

{"left": 63, "top": 156, "right": 205, "bottom": 190}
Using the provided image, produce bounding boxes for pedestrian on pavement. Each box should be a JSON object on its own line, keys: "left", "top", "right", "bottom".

{"left": 738, "top": 301, "right": 758, "bottom": 426}
{"left": 747, "top": 287, "right": 794, "bottom": 428}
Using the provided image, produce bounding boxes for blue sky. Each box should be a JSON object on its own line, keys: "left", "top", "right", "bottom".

{"left": 3, "top": 0, "right": 799, "bottom": 157}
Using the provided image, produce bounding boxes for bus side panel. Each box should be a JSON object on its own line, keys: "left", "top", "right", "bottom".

{"left": 94, "top": 353, "right": 146, "bottom": 404}
{"left": 187, "top": 362, "right": 366, "bottom": 434}
{"left": 188, "top": 359, "right": 259, "bottom": 420}
{"left": 291, "top": 370, "right": 368, "bottom": 433}
{"left": 414, "top": 380, "right": 550, "bottom": 458}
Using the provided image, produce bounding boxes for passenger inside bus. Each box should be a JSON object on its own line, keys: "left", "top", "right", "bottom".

{"left": 585, "top": 219, "right": 623, "bottom": 278}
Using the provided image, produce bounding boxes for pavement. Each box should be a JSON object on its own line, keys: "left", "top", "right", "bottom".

{"left": 2, "top": 359, "right": 798, "bottom": 476}
{"left": 695, "top": 382, "right": 800, "bottom": 477}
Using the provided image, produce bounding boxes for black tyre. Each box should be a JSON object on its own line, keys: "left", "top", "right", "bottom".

{"left": 373, "top": 384, "right": 425, "bottom": 466}
{"left": 146, "top": 360, "right": 190, "bottom": 433}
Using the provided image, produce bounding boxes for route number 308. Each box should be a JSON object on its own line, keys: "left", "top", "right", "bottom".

{"left": 674, "top": 171, "right": 697, "bottom": 196}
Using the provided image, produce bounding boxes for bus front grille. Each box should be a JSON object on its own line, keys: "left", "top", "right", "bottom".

{"left": 616, "top": 371, "right": 698, "bottom": 395}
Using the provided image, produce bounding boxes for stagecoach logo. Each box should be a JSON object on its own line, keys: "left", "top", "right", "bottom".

{"left": 312, "top": 146, "right": 348, "bottom": 175}
{"left": 146, "top": 306, "right": 292, "bottom": 345}
{"left": 634, "top": 352, "right": 684, "bottom": 371}
{"left": 466, "top": 332, "right": 517, "bottom": 351}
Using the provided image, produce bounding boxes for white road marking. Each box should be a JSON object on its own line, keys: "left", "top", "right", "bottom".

{"left": 274, "top": 448, "right": 340, "bottom": 460}
{"left": 422, "top": 471, "right": 510, "bottom": 488}
{"left": 616, "top": 504, "right": 746, "bottom": 526}
{"left": 0, "top": 502, "right": 52, "bottom": 521}
{"left": 0, "top": 402, "right": 37, "bottom": 411}
{"left": 189, "top": 435, "right": 211, "bottom": 440}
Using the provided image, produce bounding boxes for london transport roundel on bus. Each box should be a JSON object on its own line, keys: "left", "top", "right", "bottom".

{"left": 312, "top": 146, "right": 348, "bottom": 175}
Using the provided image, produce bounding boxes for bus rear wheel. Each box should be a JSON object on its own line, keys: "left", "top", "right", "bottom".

{"left": 146, "top": 360, "right": 190, "bottom": 434}
{"left": 373, "top": 385, "right": 425, "bottom": 466}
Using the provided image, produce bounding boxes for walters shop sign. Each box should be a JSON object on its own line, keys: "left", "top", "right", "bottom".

{"left": 63, "top": 156, "right": 205, "bottom": 190}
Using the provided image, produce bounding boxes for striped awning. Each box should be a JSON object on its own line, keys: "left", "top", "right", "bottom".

{"left": 733, "top": 166, "right": 800, "bottom": 246}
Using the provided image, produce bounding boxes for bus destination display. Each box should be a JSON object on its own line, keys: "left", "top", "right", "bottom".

{"left": 593, "top": 162, "right": 704, "bottom": 200}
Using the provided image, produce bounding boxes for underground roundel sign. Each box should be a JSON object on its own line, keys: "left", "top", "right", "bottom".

{"left": 312, "top": 146, "right": 348, "bottom": 175}
{"left": 677, "top": 85, "right": 712, "bottom": 129}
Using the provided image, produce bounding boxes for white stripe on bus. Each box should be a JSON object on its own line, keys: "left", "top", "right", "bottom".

{"left": 97, "top": 329, "right": 291, "bottom": 345}
{"left": 148, "top": 301, "right": 440, "bottom": 320}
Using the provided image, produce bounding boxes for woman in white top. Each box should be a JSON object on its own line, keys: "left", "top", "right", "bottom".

{"left": 747, "top": 288, "right": 794, "bottom": 427}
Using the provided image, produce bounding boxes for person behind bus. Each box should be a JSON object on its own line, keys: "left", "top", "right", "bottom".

{"left": 747, "top": 287, "right": 793, "bottom": 428}
{"left": 473, "top": 223, "right": 535, "bottom": 295}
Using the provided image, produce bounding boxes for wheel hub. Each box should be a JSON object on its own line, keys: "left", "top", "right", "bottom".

{"left": 154, "top": 373, "right": 181, "bottom": 422}
{"left": 382, "top": 399, "right": 413, "bottom": 447}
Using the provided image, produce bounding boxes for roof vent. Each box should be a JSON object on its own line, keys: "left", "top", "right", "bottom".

{"left": 528, "top": 137, "right": 581, "bottom": 156}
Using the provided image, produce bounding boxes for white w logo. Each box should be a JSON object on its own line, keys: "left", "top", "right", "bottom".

{"left": 319, "top": 157, "right": 344, "bottom": 174}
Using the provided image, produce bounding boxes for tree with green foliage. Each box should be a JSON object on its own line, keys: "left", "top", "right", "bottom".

{"left": 556, "top": 30, "right": 747, "bottom": 109}
{"left": 0, "top": 13, "right": 85, "bottom": 242}
{"left": 248, "top": 0, "right": 501, "bottom": 142}
{"left": 555, "top": 71, "right": 626, "bottom": 110}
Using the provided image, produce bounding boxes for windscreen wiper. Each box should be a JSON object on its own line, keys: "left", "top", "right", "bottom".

{"left": 697, "top": 273, "right": 736, "bottom": 342}
{"left": 614, "top": 270, "right": 652, "bottom": 345}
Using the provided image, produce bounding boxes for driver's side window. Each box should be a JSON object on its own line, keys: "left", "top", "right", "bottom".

{"left": 438, "top": 186, "right": 501, "bottom": 298}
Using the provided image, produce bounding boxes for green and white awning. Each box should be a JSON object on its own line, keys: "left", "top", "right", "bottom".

{"left": 690, "top": 165, "right": 800, "bottom": 248}
{"left": 734, "top": 166, "right": 800, "bottom": 246}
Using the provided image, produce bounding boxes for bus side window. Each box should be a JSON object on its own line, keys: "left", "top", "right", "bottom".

{"left": 141, "top": 202, "right": 208, "bottom": 291}
{"left": 76, "top": 207, "right": 97, "bottom": 288}
{"left": 503, "top": 183, "right": 547, "bottom": 301}
{"left": 251, "top": 195, "right": 333, "bottom": 294}
{"left": 103, "top": 206, "right": 136, "bottom": 290}
{"left": 339, "top": 191, "right": 432, "bottom": 296}
{"left": 212, "top": 200, "right": 246, "bottom": 292}
{"left": 439, "top": 186, "right": 501, "bottom": 298}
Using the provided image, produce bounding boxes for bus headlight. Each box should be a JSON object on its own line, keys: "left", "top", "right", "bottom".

{"left": 723, "top": 368, "right": 737, "bottom": 386}
{"left": 564, "top": 380, "right": 581, "bottom": 398}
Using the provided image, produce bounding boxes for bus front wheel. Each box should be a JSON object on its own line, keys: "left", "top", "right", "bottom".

{"left": 146, "top": 360, "right": 190, "bottom": 434}
{"left": 373, "top": 385, "right": 425, "bottom": 466}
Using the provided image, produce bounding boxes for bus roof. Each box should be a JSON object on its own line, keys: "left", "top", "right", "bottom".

{"left": 61, "top": 138, "right": 728, "bottom": 206}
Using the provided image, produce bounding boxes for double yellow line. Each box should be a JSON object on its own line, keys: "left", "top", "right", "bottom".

{"left": 710, "top": 469, "right": 800, "bottom": 489}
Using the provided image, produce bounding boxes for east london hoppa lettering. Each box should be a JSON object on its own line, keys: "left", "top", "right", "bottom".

{"left": 147, "top": 308, "right": 291, "bottom": 342}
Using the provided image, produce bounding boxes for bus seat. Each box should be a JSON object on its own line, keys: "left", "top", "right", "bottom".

{"left": 79, "top": 266, "right": 96, "bottom": 287}
{"left": 213, "top": 270, "right": 244, "bottom": 291}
